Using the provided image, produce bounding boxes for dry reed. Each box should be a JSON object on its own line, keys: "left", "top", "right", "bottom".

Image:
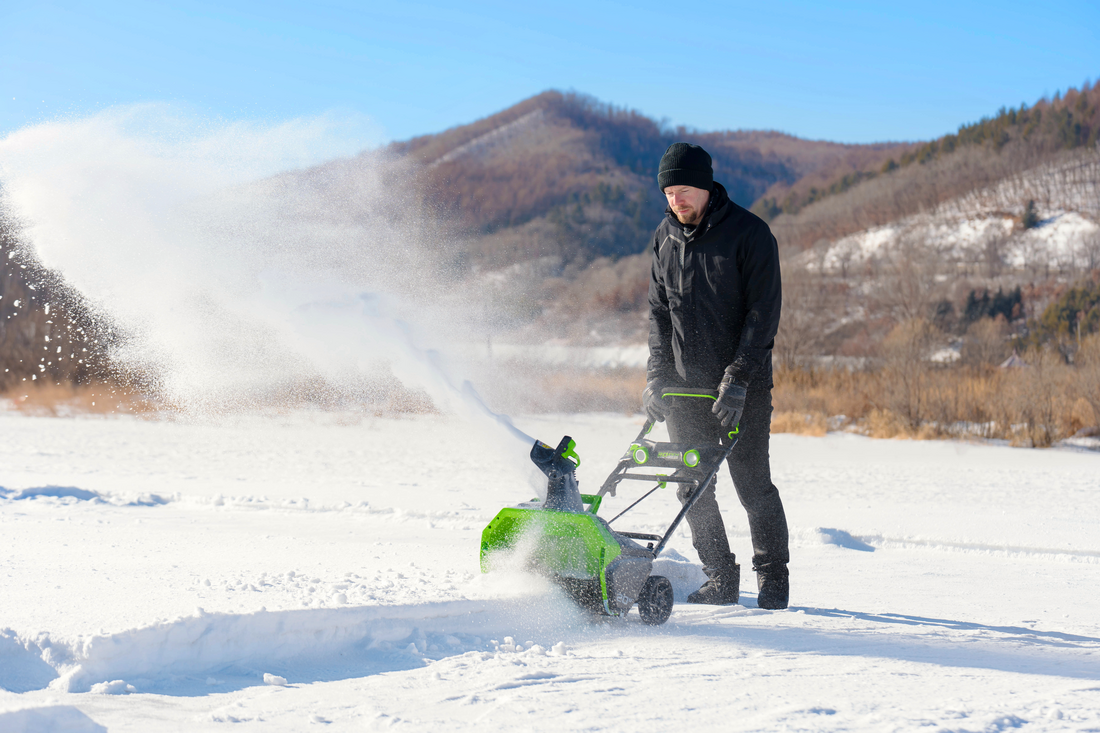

{"left": 7, "top": 348, "right": 1099, "bottom": 452}
{"left": 0, "top": 382, "right": 156, "bottom": 417}
{"left": 772, "top": 352, "right": 1095, "bottom": 446}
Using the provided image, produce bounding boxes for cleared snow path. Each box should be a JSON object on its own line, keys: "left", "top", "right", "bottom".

{"left": 2, "top": 411, "right": 1099, "bottom": 731}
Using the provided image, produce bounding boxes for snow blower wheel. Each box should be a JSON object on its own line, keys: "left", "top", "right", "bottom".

{"left": 637, "top": 575, "right": 674, "bottom": 625}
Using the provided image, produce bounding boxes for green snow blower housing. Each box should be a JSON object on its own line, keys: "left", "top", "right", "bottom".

{"left": 480, "top": 436, "right": 666, "bottom": 622}
{"left": 479, "top": 389, "right": 741, "bottom": 626}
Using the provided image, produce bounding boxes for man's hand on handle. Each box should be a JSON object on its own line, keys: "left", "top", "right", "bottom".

{"left": 643, "top": 380, "right": 671, "bottom": 423}
{"left": 712, "top": 370, "right": 746, "bottom": 428}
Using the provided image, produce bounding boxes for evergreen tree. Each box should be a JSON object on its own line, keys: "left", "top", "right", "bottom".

{"left": 1021, "top": 200, "right": 1040, "bottom": 229}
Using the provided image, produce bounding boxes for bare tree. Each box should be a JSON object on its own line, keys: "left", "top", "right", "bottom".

{"left": 1077, "top": 230, "right": 1100, "bottom": 273}
{"left": 961, "top": 316, "right": 1010, "bottom": 367}
{"left": 775, "top": 267, "right": 829, "bottom": 370}
{"left": 1076, "top": 333, "right": 1100, "bottom": 431}
{"left": 875, "top": 226, "right": 948, "bottom": 323}
{"left": 880, "top": 318, "right": 938, "bottom": 430}
{"left": 1013, "top": 347, "right": 1067, "bottom": 447}
{"left": 982, "top": 234, "right": 1008, "bottom": 278}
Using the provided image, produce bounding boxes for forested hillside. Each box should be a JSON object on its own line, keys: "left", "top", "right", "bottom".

{"left": 768, "top": 83, "right": 1100, "bottom": 251}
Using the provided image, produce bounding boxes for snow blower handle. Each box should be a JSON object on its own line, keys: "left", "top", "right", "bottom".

{"left": 638, "top": 387, "right": 726, "bottom": 433}
{"left": 650, "top": 425, "right": 741, "bottom": 558}
{"left": 660, "top": 386, "right": 718, "bottom": 403}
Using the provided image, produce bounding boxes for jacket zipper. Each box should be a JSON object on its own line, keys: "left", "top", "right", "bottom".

{"left": 678, "top": 240, "right": 685, "bottom": 298}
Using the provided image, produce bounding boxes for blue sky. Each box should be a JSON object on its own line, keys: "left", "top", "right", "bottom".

{"left": 2, "top": 0, "right": 1098, "bottom": 149}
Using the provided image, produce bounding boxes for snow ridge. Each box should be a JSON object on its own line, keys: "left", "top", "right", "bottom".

{"left": 4, "top": 596, "right": 589, "bottom": 695}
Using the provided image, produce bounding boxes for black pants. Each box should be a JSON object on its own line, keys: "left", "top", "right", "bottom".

{"left": 665, "top": 385, "right": 789, "bottom": 573}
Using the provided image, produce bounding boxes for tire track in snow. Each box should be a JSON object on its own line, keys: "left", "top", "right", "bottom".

{"left": 790, "top": 526, "right": 1100, "bottom": 562}
{"left": 0, "top": 484, "right": 492, "bottom": 529}
{"left": 843, "top": 534, "right": 1100, "bottom": 563}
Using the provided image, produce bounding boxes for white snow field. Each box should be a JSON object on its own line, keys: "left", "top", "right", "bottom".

{"left": 2, "top": 410, "right": 1099, "bottom": 732}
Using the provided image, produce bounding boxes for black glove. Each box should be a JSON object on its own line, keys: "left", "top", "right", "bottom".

{"left": 712, "top": 372, "right": 747, "bottom": 428}
{"left": 642, "top": 380, "right": 670, "bottom": 423}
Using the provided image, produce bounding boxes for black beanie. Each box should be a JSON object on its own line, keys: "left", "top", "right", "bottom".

{"left": 658, "top": 142, "right": 713, "bottom": 191}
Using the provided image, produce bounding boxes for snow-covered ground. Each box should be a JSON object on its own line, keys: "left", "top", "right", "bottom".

{"left": 2, "top": 410, "right": 1099, "bottom": 731}
{"left": 810, "top": 209, "right": 1098, "bottom": 274}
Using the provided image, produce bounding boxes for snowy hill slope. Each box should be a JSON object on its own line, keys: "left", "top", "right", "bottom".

{"left": 803, "top": 151, "right": 1100, "bottom": 275}
{"left": 2, "top": 411, "right": 1099, "bottom": 731}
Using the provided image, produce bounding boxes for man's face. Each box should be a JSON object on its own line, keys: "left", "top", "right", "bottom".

{"left": 663, "top": 185, "right": 710, "bottom": 226}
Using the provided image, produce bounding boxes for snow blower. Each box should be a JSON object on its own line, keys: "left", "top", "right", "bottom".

{"left": 480, "top": 388, "right": 740, "bottom": 625}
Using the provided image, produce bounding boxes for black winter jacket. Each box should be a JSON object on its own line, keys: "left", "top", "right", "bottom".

{"left": 647, "top": 182, "right": 782, "bottom": 390}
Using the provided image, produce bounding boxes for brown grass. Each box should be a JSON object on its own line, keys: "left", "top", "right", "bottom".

{"left": 0, "top": 376, "right": 443, "bottom": 419}
{"left": 477, "top": 364, "right": 648, "bottom": 415}
{"left": 771, "top": 411, "right": 828, "bottom": 436}
{"left": 771, "top": 350, "right": 1097, "bottom": 445}
{"left": 0, "top": 382, "right": 156, "bottom": 417}
{"left": 8, "top": 345, "right": 1099, "bottom": 452}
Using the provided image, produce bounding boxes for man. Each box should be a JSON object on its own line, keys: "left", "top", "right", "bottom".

{"left": 644, "top": 142, "right": 789, "bottom": 610}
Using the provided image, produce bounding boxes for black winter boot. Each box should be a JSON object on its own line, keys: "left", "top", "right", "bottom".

{"left": 755, "top": 563, "right": 789, "bottom": 610}
{"left": 687, "top": 557, "right": 740, "bottom": 605}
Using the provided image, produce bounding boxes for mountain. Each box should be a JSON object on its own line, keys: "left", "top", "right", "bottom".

{"left": 389, "top": 85, "right": 1100, "bottom": 266}
{"left": 387, "top": 90, "right": 912, "bottom": 267}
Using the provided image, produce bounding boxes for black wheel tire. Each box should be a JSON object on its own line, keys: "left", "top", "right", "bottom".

{"left": 637, "top": 575, "right": 674, "bottom": 625}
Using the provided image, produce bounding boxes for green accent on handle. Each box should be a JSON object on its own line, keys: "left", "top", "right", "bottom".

{"left": 581, "top": 493, "right": 603, "bottom": 514}
{"left": 683, "top": 449, "right": 700, "bottom": 467}
{"left": 656, "top": 473, "right": 668, "bottom": 489}
{"left": 631, "top": 444, "right": 649, "bottom": 465}
{"left": 560, "top": 438, "right": 581, "bottom": 468}
{"left": 661, "top": 392, "right": 717, "bottom": 401}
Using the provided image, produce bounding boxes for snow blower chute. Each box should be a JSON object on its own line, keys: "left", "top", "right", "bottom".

{"left": 480, "top": 388, "right": 740, "bottom": 625}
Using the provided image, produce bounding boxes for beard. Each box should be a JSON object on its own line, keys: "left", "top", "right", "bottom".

{"left": 674, "top": 206, "right": 704, "bottom": 226}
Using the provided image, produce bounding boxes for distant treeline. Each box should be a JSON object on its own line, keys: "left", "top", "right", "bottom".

{"left": 755, "top": 82, "right": 1100, "bottom": 226}
{"left": 900, "top": 85, "right": 1100, "bottom": 165}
